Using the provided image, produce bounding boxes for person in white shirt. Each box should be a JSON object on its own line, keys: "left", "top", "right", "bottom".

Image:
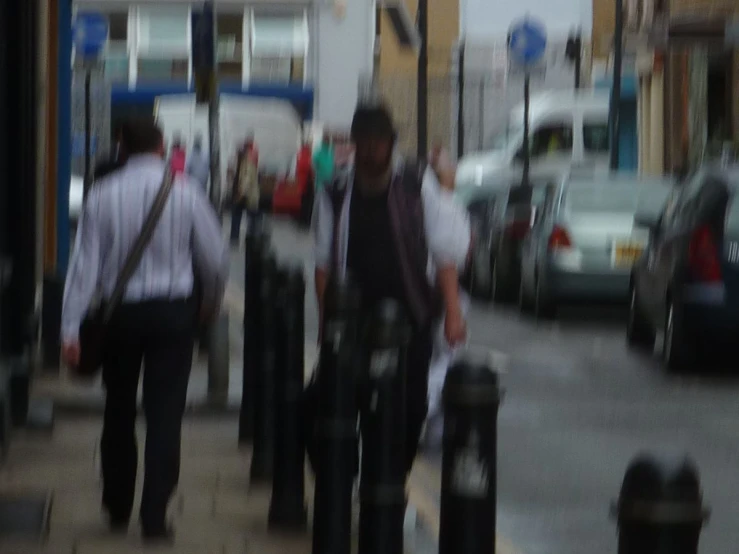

{"left": 61, "top": 118, "right": 229, "bottom": 543}
{"left": 186, "top": 134, "right": 210, "bottom": 192}
{"left": 311, "top": 102, "right": 471, "bottom": 478}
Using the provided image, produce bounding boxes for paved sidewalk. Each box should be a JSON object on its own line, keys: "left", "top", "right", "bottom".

{"left": 0, "top": 418, "right": 317, "bottom": 553}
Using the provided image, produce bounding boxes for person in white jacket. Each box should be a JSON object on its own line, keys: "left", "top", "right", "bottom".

{"left": 423, "top": 142, "right": 472, "bottom": 450}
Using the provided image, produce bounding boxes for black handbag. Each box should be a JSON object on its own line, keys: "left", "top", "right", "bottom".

{"left": 75, "top": 168, "right": 176, "bottom": 377}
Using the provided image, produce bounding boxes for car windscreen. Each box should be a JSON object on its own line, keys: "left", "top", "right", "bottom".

{"left": 563, "top": 183, "right": 672, "bottom": 214}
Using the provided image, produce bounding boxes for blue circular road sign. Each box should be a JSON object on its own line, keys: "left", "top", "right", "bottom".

{"left": 508, "top": 18, "right": 547, "bottom": 68}
{"left": 73, "top": 12, "right": 109, "bottom": 59}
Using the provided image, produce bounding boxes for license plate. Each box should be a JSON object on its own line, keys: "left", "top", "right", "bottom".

{"left": 613, "top": 242, "right": 643, "bottom": 268}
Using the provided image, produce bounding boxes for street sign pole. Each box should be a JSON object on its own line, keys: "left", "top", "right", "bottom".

{"left": 523, "top": 73, "right": 531, "bottom": 184}
{"left": 610, "top": 0, "right": 624, "bottom": 170}
{"left": 193, "top": 1, "right": 229, "bottom": 409}
{"left": 508, "top": 17, "right": 547, "bottom": 187}
{"left": 73, "top": 12, "right": 108, "bottom": 198}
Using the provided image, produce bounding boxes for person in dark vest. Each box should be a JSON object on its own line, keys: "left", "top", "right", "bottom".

{"left": 311, "top": 102, "right": 471, "bottom": 477}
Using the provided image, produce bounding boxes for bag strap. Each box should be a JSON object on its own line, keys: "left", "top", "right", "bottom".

{"left": 103, "top": 167, "right": 176, "bottom": 322}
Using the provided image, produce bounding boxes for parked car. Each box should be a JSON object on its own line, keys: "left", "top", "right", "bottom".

{"left": 464, "top": 172, "right": 560, "bottom": 301}
{"left": 519, "top": 174, "right": 674, "bottom": 318}
{"left": 627, "top": 165, "right": 739, "bottom": 371}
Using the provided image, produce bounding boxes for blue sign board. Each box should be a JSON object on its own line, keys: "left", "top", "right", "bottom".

{"left": 73, "top": 12, "right": 109, "bottom": 59}
{"left": 192, "top": 3, "right": 215, "bottom": 71}
{"left": 508, "top": 18, "right": 547, "bottom": 68}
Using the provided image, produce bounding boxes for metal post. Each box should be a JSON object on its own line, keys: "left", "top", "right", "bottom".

{"left": 456, "top": 39, "right": 465, "bottom": 158}
{"left": 311, "top": 277, "right": 362, "bottom": 554}
{"left": 416, "top": 0, "right": 428, "bottom": 160}
{"left": 439, "top": 355, "right": 501, "bottom": 554}
{"left": 610, "top": 0, "right": 624, "bottom": 170}
{"left": 358, "top": 300, "right": 412, "bottom": 554}
{"left": 83, "top": 68, "right": 91, "bottom": 197}
{"left": 203, "top": 0, "right": 229, "bottom": 406}
{"left": 574, "top": 35, "right": 582, "bottom": 90}
{"left": 522, "top": 74, "right": 531, "bottom": 185}
{"left": 250, "top": 251, "right": 278, "bottom": 483}
{"left": 611, "top": 453, "right": 709, "bottom": 554}
{"left": 269, "top": 265, "right": 308, "bottom": 531}
{"left": 478, "top": 77, "right": 485, "bottom": 149}
{"left": 239, "top": 225, "right": 269, "bottom": 443}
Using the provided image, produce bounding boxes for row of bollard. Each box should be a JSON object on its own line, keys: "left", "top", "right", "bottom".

{"left": 239, "top": 222, "right": 308, "bottom": 530}
{"left": 237, "top": 223, "right": 711, "bottom": 554}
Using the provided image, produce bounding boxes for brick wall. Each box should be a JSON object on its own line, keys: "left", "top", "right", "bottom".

{"left": 592, "top": 0, "right": 615, "bottom": 62}
{"left": 670, "top": 0, "right": 736, "bottom": 16}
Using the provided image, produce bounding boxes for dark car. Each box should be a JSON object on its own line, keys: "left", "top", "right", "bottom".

{"left": 627, "top": 165, "right": 739, "bottom": 371}
{"left": 465, "top": 175, "right": 557, "bottom": 301}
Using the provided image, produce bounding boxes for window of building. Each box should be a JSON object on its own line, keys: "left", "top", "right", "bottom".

{"left": 104, "top": 12, "right": 129, "bottom": 83}
{"left": 250, "top": 11, "right": 308, "bottom": 84}
{"left": 217, "top": 12, "right": 244, "bottom": 82}
{"left": 136, "top": 6, "right": 189, "bottom": 83}
{"left": 137, "top": 6, "right": 190, "bottom": 56}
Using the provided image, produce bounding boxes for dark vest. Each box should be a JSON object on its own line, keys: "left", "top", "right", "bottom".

{"left": 326, "top": 162, "right": 440, "bottom": 328}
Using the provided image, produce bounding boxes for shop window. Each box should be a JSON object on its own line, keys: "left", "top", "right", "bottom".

{"left": 250, "top": 11, "right": 307, "bottom": 84}
{"left": 217, "top": 12, "right": 243, "bottom": 82}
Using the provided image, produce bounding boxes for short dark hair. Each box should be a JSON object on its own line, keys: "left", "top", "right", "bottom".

{"left": 351, "top": 102, "right": 396, "bottom": 142}
{"left": 119, "top": 117, "right": 163, "bottom": 156}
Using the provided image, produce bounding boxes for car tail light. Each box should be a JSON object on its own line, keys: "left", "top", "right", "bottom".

{"left": 504, "top": 219, "right": 531, "bottom": 240}
{"left": 688, "top": 225, "right": 722, "bottom": 283}
{"left": 548, "top": 226, "right": 572, "bottom": 250}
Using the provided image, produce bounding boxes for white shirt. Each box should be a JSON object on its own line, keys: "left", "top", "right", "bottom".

{"left": 61, "top": 154, "right": 230, "bottom": 342}
{"left": 312, "top": 162, "right": 471, "bottom": 280}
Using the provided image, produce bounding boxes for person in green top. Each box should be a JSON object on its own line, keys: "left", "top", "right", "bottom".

{"left": 312, "top": 134, "right": 335, "bottom": 192}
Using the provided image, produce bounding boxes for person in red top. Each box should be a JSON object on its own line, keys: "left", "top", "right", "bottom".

{"left": 295, "top": 141, "right": 313, "bottom": 194}
{"left": 169, "top": 136, "right": 187, "bottom": 176}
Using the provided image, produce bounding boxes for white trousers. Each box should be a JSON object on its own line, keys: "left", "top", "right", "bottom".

{"left": 427, "top": 291, "right": 471, "bottom": 420}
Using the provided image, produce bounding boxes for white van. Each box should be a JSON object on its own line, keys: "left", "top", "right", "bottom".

{"left": 456, "top": 90, "right": 610, "bottom": 196}
{"left": 154, "top": 94, "right": 302, "bottom": 202}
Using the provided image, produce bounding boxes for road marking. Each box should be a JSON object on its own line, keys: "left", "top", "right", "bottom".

{"left": 410, "top": 458, "right": 524, "bottom": 554}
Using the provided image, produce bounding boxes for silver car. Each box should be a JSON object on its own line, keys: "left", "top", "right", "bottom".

{"left": 519, "top": 174, "right": 674, "bottom": 318}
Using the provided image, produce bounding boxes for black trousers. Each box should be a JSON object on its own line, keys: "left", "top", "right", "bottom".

{"left": 100, "top": 297, "right": 196, "bottom": 529}
{"left": 306, "top": 323, "right": 433, "bottom": 477}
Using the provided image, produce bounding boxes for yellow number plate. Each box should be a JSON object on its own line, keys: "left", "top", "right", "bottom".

{"left": 613, "top": 243, "right": 643, "bottom": 268}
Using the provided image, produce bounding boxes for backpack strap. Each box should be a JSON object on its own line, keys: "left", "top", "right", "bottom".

{"left": 326, "top": 170, "right": 351, "bottom": 273}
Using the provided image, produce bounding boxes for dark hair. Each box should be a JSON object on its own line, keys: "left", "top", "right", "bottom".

{"left": 119, "top": 117, "right": 163, "bottom": 156}
{"left": 350, "top": 102, "right": 396, "bottom": 142}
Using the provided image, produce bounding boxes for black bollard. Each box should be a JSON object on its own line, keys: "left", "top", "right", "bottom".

{"left": 269, "top": 264, "right": 308, "bottom": 531}
{"left": 611, "top": 453, "right": 709, "bottom": 554}
{"left": 358, "top": 300, "right": 412, "bottom": 554}
{"left": 439, "top": 354, "right": 501, "bottom": 554}
{"left": 311, "top": 276, "right": 362, "bottom": 554}
{"left": 249, "top": 252, "right": 279, "bottom": 484}
{"left": 239, "top": 225, "right": 270, "bottom": 443}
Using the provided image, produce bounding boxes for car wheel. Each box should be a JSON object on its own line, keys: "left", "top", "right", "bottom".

{"left": 626, "top": 285, "right": 656, "bottom": 351}
{"left": 534, "top": 275, "right": 556, "bottom": 319}
{"left": 662, "top": 299, "right": 695, "bottom": 373}
{"left": 491, "top": 259, "right": 512, "bottom": 304}
{"left": 518, "top": 272, "right": 533, "bottom": 313}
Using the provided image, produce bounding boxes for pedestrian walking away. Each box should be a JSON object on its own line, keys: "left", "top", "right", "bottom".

{"left": 311, "top": 102, "right": 472, "bottom": 478}
{"left": 60, "top": 117, "right": 229, "bottom": 543}
{"left": 186, "top": 133, "right": 210, "bottom": 192}
{"left": 230, "top": 133, "right": 260, "bottom": 244}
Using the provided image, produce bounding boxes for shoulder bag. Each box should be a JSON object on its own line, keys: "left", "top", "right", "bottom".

{"left": 75, "top": 167, "right": 176, "bottom": 377}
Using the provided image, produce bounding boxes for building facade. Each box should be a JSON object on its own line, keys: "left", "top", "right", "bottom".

{"left": 370, "top": 0, "right": 460, "bottom": 154}
{"left": 70, "top": 0, "right": 376, "bottom": 128}
{"left": 629, "top": 0, "right": 738, "bottom": 175}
